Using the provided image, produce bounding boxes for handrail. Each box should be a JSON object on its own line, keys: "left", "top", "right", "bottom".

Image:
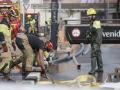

{"left": 64, "top": 19, "right": 120, "bottom": 25}
{"left": 65, "top": 24, "right": 120, "bottom": 26}
{"left": 64, "top": 19, "right": 120, "bottom": 21}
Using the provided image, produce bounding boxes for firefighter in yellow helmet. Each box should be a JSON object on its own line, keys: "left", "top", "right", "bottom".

{"left": 26, "top": 15, "right": 37, "bottom": 35}
{"left": 86, "top": 8, "right": 103, "bottom": 74}
{"left": 87, "top": 8, "right": 96, "bottom": 16}
{"left": 9, "top": 6, "right": 18, "bottom": 17}
{"left": 27, "top": 15, "right": 31, "bottom": 18}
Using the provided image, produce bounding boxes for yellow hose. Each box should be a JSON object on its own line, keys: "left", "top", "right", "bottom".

{"left": 38, "top": 75, "right": 100, "bottom": 87}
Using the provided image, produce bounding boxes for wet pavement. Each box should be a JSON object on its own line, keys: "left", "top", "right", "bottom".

{"left": 0, "top": 44, "right": 120, "bottom": 84}
{"left": 49, "top": 44, "right": 120, "bottom": 83}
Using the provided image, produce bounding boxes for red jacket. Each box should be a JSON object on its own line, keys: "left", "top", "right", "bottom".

{"left": 11, "top": 18, "right": 20, "bottom": 39}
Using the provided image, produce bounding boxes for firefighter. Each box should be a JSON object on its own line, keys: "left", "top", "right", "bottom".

{"left": 26, "top": 15, "right": 37, "bottom": 35}
{"left": 10, "top": 27, "right": 34, "bottom": 73}
{"left": 1, "top": 11, "right": 10, "bottom": 27}
{"left": 0, "top": 17, "right": 12, "bottom": 80}
{"left": 9, "top": 6, "right": 18, "bottom": 17}
{"left": 10, "top": 27, "right": 53, "bottom": 78}
{"left": 45, "top": 21, "right": 49, "bottom": 35}
{"left": 86, "top": 8, "right": 103, "bottom": 74}
{"left": 10, "top": 15, "right": 20, "bottom": 40}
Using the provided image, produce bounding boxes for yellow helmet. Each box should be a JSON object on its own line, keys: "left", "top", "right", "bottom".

{"left": 27, "top": 15, "right": 31, "bottom": 18}
{"left": 87, "top": 8, "right": 96, "bottom": 15}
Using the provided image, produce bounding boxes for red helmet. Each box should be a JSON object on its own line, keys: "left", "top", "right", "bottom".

{"left": 46, "top": 41, "right": 53, "bottom": 50}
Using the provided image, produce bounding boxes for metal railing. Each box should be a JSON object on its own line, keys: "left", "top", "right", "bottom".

{"left": 64, "top": 19, "right": 120, "bottom": 25}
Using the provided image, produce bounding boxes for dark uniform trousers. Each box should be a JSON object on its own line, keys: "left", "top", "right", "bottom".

{"left": 91, "top": 43, "right": 103, "bottom": 71}
{"left": 89, "top": 20, "right": 103, "bottom": 74}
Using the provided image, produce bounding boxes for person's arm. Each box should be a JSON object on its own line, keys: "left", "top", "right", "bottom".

{"left": 36, "top": 49, "right": 45, "bottom": 70}
{"left": 35, "top": 48, "right": 47, "bottom": 77}
{"left": 2, "top": 43, "right": 8, "bottom": 52}
{"left": 11, "top": 31, "right": 16, "bottom": 51}
{"left": 0, "top": 32, "right": 8, "bottom": 52}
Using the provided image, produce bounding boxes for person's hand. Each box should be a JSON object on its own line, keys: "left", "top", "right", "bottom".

{"left": 41, "top": 69, "right": 48, "bottom": 79}
{"left": 12, "top": 42, "right": 16, "bottom": 51}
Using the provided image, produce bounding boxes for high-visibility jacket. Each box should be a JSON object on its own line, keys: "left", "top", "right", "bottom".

{"left": 0, "top": 24, "right": 11, "bottom": 43}
{"left": 93, "top": 20, "right": 101, "bottom": 29}
{"left": 90, "top": 20, "right": 102, "bottom": 44}
{"left": 29, "top": 19, "right": 36, "bottom": 28}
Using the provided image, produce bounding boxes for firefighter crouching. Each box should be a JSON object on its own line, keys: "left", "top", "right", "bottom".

{"left": 10, "top": 27, "right": 53, "bottom": 78}
{"left": 86, "top": 8, "right": 103, "bottom": 74}
{"left": 11, "top": 27, "right": 34, "bottom": 73}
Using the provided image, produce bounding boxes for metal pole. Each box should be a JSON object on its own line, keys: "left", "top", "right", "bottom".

{"left": 51, "top": 0, "right": 59, "bottom": 49}
{"left": 23, "top": 3, "right": 25, "bottom": 27}
{"left": 117, "top": 0, "right": 120, "bottom": 19}
{"left": 22, "top": 0, "right": 29, "bottom": 27}
{"left": 45, "top": 9, "right": 46, "bottom": 22}
{"left": 107, "top": 0, "right": 110, "bottom": 21}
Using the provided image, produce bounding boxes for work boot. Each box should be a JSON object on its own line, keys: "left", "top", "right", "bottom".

{"left": 88, "top": 70, "right": 96, "bottom": 75}
{"left": 2, "top": 72, "right": 13, "bottom": 81}
{"left": 22, "top": 71, "right": 30, "bottom": 79}
{"left": 2, "top": 75, "right": 12, "bottom": 81}
{"left": 41, "top": 69, "right": 47, "bottom": 79}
